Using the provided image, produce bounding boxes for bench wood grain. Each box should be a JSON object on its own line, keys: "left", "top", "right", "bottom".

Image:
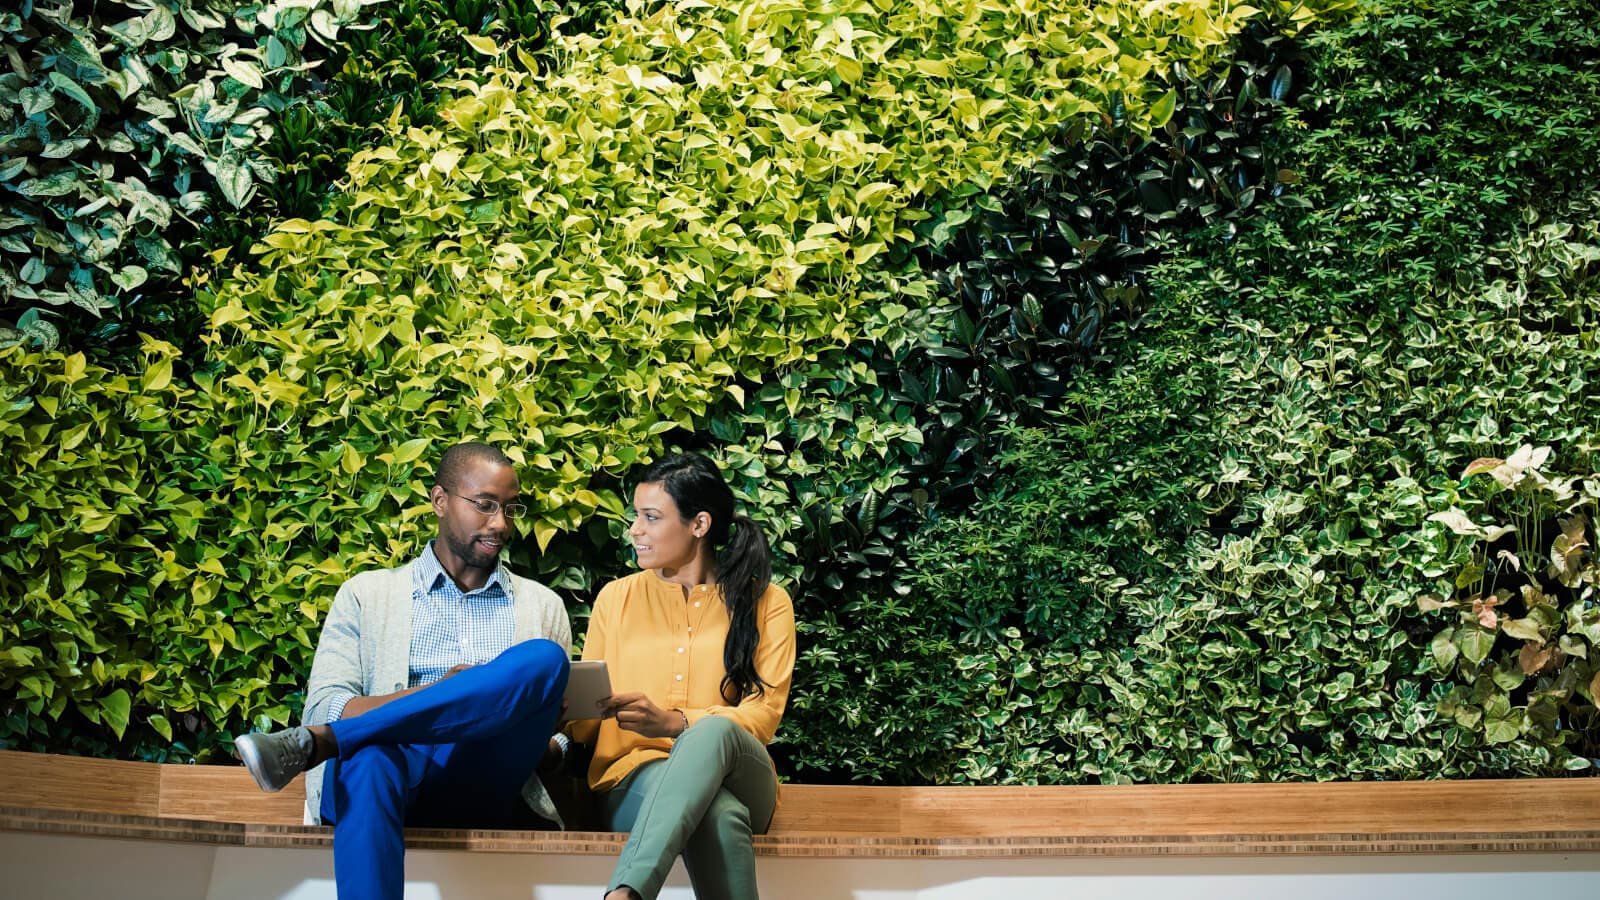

{"left": 3, "top": 750, "right": 1598, "bottom": 858}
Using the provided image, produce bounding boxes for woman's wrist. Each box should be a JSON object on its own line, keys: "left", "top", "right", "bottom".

{"left": 675, "top": 709, "right": 689, "bottom": 737}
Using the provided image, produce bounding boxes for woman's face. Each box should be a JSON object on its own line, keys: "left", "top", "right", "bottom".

{"left": 630, "top": 481, "right": 708, "bottom": 572}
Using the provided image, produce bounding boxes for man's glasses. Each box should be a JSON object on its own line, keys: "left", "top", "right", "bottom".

{"left": 442, "top": 489, "right": 528, "bottom": 521}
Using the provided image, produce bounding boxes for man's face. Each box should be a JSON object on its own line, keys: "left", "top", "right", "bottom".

{"left": 430, "top": 458, "right": 519, "bottom": 572}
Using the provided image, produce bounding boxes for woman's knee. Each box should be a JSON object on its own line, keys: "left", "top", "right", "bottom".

{"left": 677, "top": 713, "right": 742, "bottom": 750}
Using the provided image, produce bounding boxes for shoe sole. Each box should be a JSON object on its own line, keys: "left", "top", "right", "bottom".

{"left": 234, "top": 734, "right": 285, "bottom": 793}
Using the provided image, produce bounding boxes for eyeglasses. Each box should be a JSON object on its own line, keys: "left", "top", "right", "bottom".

{"left": 442, "top": 489, "right": 528, "bottom": 521}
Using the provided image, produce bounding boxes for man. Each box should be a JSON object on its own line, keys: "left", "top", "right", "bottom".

{"left": 234, "top": 441, "right": 573, "bottom": 900}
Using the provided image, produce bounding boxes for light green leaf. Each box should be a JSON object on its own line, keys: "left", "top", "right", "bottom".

{"left": 142, "top": 357, "right": 173, "bottom": 392}
{"left": 309, "top": 9, "right": 340, "bottom": 42}
{"left": 464, "top": 34, "right": 499, "bottom": 56}
{"left": 1500, "top": 617, "right": 1543, "bottom": 642}
{"left": 20, "top": 318, "right": 58, "bottom": 350}
{"left": 391, "top": 437, "right": 430, "bottom": 465}
{"left": 214, "top": 156, "right": 254, "bottom": 208}
{"left": 1491, "top": 662, "right": 1525, "bottom": 691}
{"left": 66, "top": 283, "right": 109, "bottom": 316}
{"left": 48, "top": 73, "right": 98, "bottom": 125}
{"left": 341, "top": 442, "right": 365, "bottom": 474}
{"left": 266, "top": 35, "right": 289, "bottom": 69}
{"left": 111, "top": 266, "right": 149, "bottom": 291}
{"left": 105, "top": 15, "right": 149, "bottom": 47}
{"left": 42, "top": 138, "right": 92, "bottom": 159}
{"left": 144, "top": 6, "right": 177, "bottom": 42}
{"left": 220, "top": 56, "right": 265, "bottom": 90}
{"left": 20, "top": 86, "right": 55, "bottom": 116}
{"left": 1483, "top": 713, "right": 1522, "bottom": 744}
{"left": 100, "top": 689, "right": 132, "bottom": 740}
{"left": 168, "top": 131, "right": 207, "bottom": 158}
{"left": 532, "top": 518, "right": 558, "bottom": 552}
{"left": 20, "top": 257, "right": 49, "bottom": 283}
{"left": 1458, "top": 626, "right": 1494, "bottom": 666}
{"left": 1430, "top": 629, "right": 1459, "bottom": 671}
{"left": 1149, "top": 88, "right": 1178, "bottom": 128}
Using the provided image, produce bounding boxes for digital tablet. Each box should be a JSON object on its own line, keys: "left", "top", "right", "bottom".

{"left": 562, "top": 659, "right": 612, "bottom": 720}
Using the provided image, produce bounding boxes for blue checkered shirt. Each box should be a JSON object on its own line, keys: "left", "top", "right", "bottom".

{"left": 324, "top": 542, "right": 516, "bottom": 721}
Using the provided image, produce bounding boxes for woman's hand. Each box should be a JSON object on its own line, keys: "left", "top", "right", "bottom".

{"left": 602, "top": 692, "right": 685, "bottom": 738}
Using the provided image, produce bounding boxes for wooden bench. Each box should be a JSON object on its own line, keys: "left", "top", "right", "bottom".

{"left": 3, "top": 749, "right": 1600, "bottom": 858}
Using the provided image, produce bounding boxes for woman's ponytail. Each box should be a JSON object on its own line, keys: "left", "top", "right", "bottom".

{"left": 717, "top": 514, "right": 773, "bottom": 703}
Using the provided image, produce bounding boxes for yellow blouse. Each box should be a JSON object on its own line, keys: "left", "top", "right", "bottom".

{"left": 569, "top": 571, "right": 796, "bottom": 792}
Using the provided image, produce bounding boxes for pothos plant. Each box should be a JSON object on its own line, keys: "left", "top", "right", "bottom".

{"left": 1420, "top": 445, "right": 1600, "bottom": 767}
{"left": 0, "top": 0, "right": 381, "bottom": 351}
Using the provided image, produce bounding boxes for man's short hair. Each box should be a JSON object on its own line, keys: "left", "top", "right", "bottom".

{"left": 434, "top": 442, "right": 513, "bottom": 491}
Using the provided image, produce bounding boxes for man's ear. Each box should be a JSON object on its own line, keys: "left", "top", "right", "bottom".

{"left": 429, "top": 484, "right": 447, "bottom": 516}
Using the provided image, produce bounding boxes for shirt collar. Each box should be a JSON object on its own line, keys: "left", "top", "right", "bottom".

{"left": 414, "top": 541, "right": 507, "bottom": 596}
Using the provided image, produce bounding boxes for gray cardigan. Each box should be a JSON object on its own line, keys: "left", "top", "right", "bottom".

{"left": 300, "top": 560, "right": 573, "bottom": 825}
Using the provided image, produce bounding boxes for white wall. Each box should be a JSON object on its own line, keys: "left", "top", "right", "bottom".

{"left": 4, "top": 832, "right": 1599, "bottom": 900}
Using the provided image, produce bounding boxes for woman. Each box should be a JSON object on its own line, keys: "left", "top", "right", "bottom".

{"left": 568, "top": 452, "right": 796, "bottom": 900}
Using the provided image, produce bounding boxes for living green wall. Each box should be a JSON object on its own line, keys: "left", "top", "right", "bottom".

{"left": 796, "top": 0, "right": 1600, "bottom": 782}
{"left": 3, "top": 0, "right": 1335, "bottom": 762}
{"left": 8, "top": 0, "right": 1598, "bottom": 783}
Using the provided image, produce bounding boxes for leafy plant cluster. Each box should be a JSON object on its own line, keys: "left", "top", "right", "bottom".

{"left": 696, "top": 5, "right": 1328, "bottom": 586}
{"left": 0, "top": 339, "right": 208, "bottom": 753}
{"left": 1220, "top": 0, "right": 1600, "bottom": 319}
{"left": 11, "top": 0, "right": 1599, "bottom": 789}
{"left": 730, "top": 12, "right": 1342, "bottom": 776}
{"left": 197, "top": 0, "right": 622, "bottom": 340}
{"left": 0, "top": 0, "right": 1326, "bottom": 760}
{"left": 771, "top": 0, "right": 1600, "bottom": 783}
{"left": 202, "top": 0, "right": 1287, "bottom": 574}
{"left": 0, "top": 0, "right": 381, "bottom": 351}
{"left": 1, "top": 0, "right": 620, "bottom": 358}
{"left": 792, "top": 186, "right": 1600, "bottom": 785}
{"left": 1421, "top": 447, "right": 1600, "bottom": 761}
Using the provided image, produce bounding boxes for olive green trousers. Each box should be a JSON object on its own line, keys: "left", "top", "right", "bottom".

{"left": 603, "top": 715, "right": 778, "bottom": 900}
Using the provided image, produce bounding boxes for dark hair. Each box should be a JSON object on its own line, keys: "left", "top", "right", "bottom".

{"left": 639, "top": 452, "right": 773, "bottom": 703}
{"left": 434, "top": 442, "right": 512, "bottom": 491}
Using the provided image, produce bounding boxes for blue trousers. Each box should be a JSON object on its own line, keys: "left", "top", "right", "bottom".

{"left": 319, "top": 638, "right": 569, "bottom": 900}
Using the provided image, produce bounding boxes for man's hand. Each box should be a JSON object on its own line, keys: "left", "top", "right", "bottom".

{"left": 602, "top": 692, "right": 685, "bottom": 739}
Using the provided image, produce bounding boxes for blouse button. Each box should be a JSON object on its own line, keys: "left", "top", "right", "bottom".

{"left": 675, "top": 674, "right": 683, "bottom": 681}
{"left": 694, "top": 601, "right": 701, "bottom": 608}
{"left": 677, "top": 647, "right": 684, "bottom": 653}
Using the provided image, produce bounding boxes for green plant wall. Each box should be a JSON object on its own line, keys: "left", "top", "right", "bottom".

{"left": 12, "top": 0, "right": 1600, "bottom": 787}
{"left": 19, "top": 0, "right": 1595, "bottom": 785}
{"left": 799, "top": 0, "right": 1600, "bottom": 782}
{"left": 2, "top": 0, "right": 1348, "bottom": 762}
